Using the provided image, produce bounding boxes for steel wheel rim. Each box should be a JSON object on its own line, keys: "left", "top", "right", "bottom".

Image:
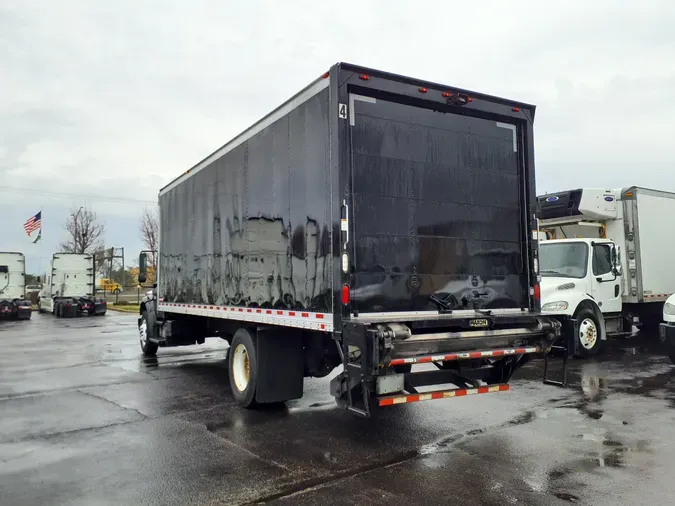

{"left": 579, "top": 318, "right": 598, "bottom": 349}
{"left": 232, "top": 343, "right": 250, "bottom": 393}
{"left": 139, "top": 319, "right": 148, "bottom": 346}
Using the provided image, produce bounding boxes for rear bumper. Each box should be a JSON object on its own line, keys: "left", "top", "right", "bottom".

{"left": 330, "top": 314, "right": 562, "bottom": 416}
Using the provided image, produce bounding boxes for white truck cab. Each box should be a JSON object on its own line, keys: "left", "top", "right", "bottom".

{"left": 537, "top": 186, "right": 675, "bottom": 356}
{"left": 38, "top": 253, "right": 107, "bottom": 317}
{"left": 539, "top": 238, "right": 623, "bottom": 355}
{"left": 0, "top": 252, "right": 32, "bottom": 320}
{"left": 660, "top": 295, "right": 675, "bottom": 364}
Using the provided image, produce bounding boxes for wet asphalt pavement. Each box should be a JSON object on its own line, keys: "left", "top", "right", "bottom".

{"left": 1, "top": 313, "right": 675, "bottom": 505}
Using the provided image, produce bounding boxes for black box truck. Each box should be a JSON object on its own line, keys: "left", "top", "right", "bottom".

{"left": 137, "top": 63, "right": 563, "bottom": 416}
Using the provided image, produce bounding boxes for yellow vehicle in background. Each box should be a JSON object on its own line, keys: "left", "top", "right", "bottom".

{"left": 99, "top": 278, "right": 122, "bottom": 294}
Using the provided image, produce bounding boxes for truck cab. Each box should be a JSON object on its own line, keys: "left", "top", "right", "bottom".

{"left": 0, "top": 252, "right": 32, "bottom": 320}
{"left": 38, "top": 253, "right": 107, "bottom": 317}
{"left": 539, "top": 238, "right": 623, "bottom": 355}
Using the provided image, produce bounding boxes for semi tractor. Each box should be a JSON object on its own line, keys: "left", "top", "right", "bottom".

{"left": 536, "top": 187, "right": 675, "bottom": 356}
{"left": 38, "top": 253, "right": 107, "bottom": 317}
{"left": 0, "top": 252, "right": 32, "bottom": 320}
{"left": 137, "top": 62, "right": 564, "bottom": 417}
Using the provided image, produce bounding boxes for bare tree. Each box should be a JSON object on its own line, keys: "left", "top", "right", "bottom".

{"left": 60, "top": 205, "right": 105, "bottom": 254}
{"left": 140, "top": 207, "right": 159, "bottom": 267}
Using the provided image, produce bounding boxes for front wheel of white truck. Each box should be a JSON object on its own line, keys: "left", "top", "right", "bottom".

{"left": 139, "top": 311, "right": 159, "bottom": 357}
{"left": 229, "top": 328, "right": 258, "bottom": 408}
{"left": 574, "top": 308, "right": 602, "bottom": 357}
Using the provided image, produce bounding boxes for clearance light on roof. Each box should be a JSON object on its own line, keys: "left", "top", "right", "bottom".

{"left": 442, "top": 92, "right": 451, "bottom": 98}
{"left": 512, "top": 107, "right": 520, "bottom": 112}
{"left": 359, "top": 74, "right": 369, "bottom": 81}
{"left": 322, "top": 71, "right": 330, "bottom": 79}
{"left": 418, "top": 87, "right": 428, "bottom": 93}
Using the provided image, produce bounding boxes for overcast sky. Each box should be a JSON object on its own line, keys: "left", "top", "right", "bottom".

{"left": 1, "top": 0, "right": 674, "bottom": 274}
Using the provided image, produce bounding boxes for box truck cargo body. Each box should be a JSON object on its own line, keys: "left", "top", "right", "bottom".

{"left": 138, "top": 63, "right": 562, "bottom": 416}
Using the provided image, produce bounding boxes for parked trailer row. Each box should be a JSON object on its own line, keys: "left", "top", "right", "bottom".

{"left": 136, "top": 62, "right": 566, "bottom": 417}
{"left": 37, "top": 253, "right": 107, "bottom": 317}
{"left": 0, "top": 252, "right": 32, "bottom": 320}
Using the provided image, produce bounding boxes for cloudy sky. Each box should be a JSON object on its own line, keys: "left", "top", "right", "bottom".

{"left": 1, "top": 0, "right": 674, "bottom": 274}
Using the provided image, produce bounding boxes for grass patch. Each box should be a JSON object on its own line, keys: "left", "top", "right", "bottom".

{"left": 108, "top": 305, "right": 140, "bottom": 313}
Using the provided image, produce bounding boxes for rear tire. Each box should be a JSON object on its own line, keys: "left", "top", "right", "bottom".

{"left": 229, "top": 328, "right": 258, "bottom": 408}
{"left": 139, "top": 311, "right": 158, "bottom": 356}
{"left": 574, "top": 308, "right": 602, "bottom": 357}
{"left": 55, "top": 303, "right": 62, "bottom": 318}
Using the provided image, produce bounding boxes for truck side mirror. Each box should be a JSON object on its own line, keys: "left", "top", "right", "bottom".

{"left": 138, "top": 252, "right": 147, "bottom": 283}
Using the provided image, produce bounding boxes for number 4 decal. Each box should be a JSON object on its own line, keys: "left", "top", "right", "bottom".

{"left": 338, "top": 103, "right": 347, "bottom": 119}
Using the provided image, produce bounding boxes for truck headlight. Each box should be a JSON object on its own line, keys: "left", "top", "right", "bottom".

{"left": 542, "top": 301, "right": 569, "bottom": 311}
{"left": 664, "top": 302, "right": 675, "bottom": 315}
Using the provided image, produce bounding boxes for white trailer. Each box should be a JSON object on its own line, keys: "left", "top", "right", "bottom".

{"left": 38, "top": 253, "right": 107, "bottom": 317}
{"left": 0, "top": 252, "right": 32, "bottom": 320}
{"left": 536, "top": 187, "right": 675, "bottom": 356}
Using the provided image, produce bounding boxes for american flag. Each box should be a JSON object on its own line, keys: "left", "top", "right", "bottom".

{"left": 24, "top": 211, "right": 42, "bottom": 236}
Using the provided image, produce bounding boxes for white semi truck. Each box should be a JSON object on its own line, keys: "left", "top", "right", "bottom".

{"left": 0, "top": 252, "right": 32, "bottom": 320}
{"left": 38, "top": 253, "right": 107, "bottom": 317}
{"left": 536, "top": 187, "right": 675, "bottom": 356}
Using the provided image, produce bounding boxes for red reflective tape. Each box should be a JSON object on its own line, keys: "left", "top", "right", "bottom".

{"left": 238, "top": 308, "right": 243, "bottom": 312}
{"left": 316, "top": 314, "right": 324, "bottom": 319}
{"left": 266, "top": 310, "right": 272, "bottom": 314}
{"left": 377, "top": 384, "right": 510, "bottom": 407}
{"left": 277, "top": 310, "right": 283, "bottom": 315}
{"left": 256, "top": 309, "right": 262, "bottom": 314}
{"left": 491, "top": 350, "right": 505, "bottom": 357}
{"left": 469, "top": 352, "right": 482, "bottom": 359}
{"left": 417, "top": 357, "right": 433, "bottom": 364}
{"left": 230, "top": 308, "right": 235, "bottom": 311}
{"left": 320, "top": 324, "right": 326, "bottom": 330}
{"left": 301, "top": 312, "right": 309, "bottom": 318}
{"left": 289, "top": 311, "right": 296, "bottom": 316}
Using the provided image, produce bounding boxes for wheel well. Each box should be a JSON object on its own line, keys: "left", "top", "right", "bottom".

{"left": 574, "top": 299, "right": 606, "bottom": 340}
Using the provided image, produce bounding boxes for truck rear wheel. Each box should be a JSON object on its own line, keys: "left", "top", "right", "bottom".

{"left": 575, "top": 308, "right": 602, "bottom": 357}
{"left": 139, "top": 311, "right": 158, "bottom": 356}
{"left": 229, "top": 328, "right": 258, "bottom": 408}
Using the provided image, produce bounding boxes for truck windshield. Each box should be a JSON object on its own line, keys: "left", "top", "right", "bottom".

{"left": 539, "top": 242, "right": 588, "bottom": 279}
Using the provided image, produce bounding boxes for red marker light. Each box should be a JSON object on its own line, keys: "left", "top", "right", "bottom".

{"left": 534, "top": 284, "right": 541, "bottom": 300}
{"left": 341, "top": 285, "right": 350, "bottom": 305}
{"left": 322, "top": 71, "right": 330, "bottom": 79}
{"left": 359, "top": 74, "right": 369, "bottom": 81}
{"left": 467, "top": 97, "right": 473, "bottom": 103}
{"left": 442, "top": 92, "right": 451, "bottom": 98}
{"left": 419, "top": 87, "right": 428, "bottom": 93}
{"left": 512, "top": 107, "right": 520, "bottom": 112}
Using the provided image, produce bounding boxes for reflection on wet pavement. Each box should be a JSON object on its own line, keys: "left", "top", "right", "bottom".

{"left": 0, "top": 313, "right": 674, "bottom": 505}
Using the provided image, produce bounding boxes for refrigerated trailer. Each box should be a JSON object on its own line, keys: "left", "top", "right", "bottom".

{"left": 137, "top": 62, "right": 563, "bottom": 416}
{"left": 38, "top": 253, "right": 107, "bottom": 317}
{"left": 536, "top": 187, "right": 675, "bottom": 356}
{"left": 0, "top": 252, "right": 32, "bottom": 320}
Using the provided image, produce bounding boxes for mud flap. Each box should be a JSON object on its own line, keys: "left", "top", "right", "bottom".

{"left": 16, "top": 306, "right": 32, "bottom": 320}
{"left": 255, "top": 327, "right": 304, "bottom": 404}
